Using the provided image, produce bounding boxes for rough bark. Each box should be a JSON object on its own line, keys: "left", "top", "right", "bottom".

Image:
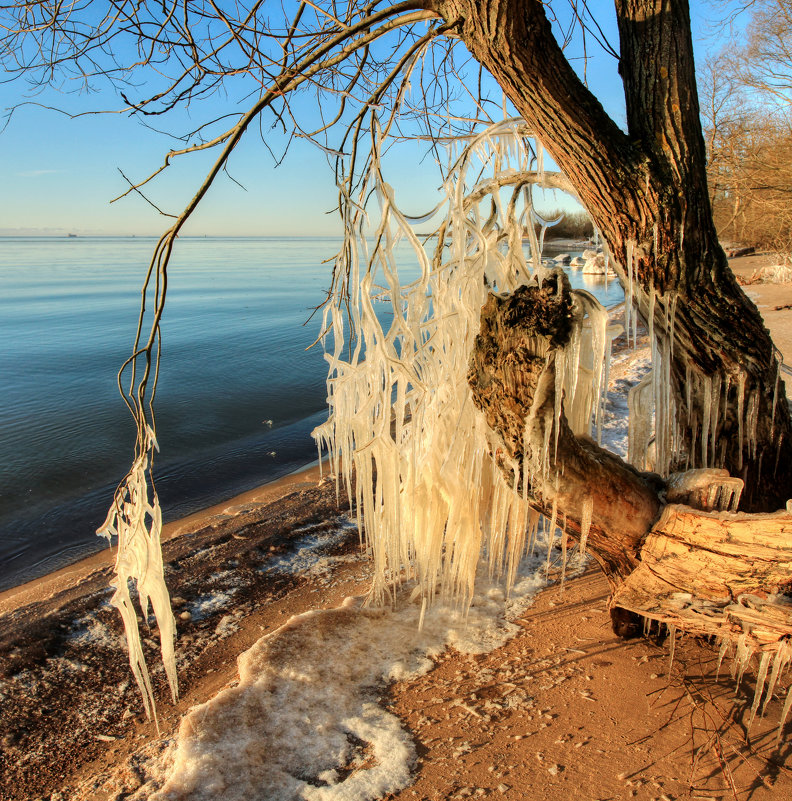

{"left": 435, "top": 0, "right": 792, "bottom": 511}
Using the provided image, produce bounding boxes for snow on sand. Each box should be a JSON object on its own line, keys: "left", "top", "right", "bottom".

{"left": 151, "top": 555, "right": 556, "bottom": 801}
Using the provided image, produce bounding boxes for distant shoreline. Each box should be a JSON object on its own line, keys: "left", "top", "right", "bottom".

{"left": 0, "top": 233, "right": 350, "bottom": 239}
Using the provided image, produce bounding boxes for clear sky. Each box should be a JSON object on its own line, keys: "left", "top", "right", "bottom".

{"left": 0, "top": 1, "right": 736, "bottom": 238}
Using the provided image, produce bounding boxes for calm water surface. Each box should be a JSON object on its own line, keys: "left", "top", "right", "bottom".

{"left": 0, "top": 236, "right": 623, "bottom": 591}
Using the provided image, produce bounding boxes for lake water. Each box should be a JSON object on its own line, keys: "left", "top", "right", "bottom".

{"left": 0, "top": 237, "right": 624, "bottom": 591}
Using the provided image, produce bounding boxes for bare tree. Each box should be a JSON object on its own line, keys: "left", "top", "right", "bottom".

{"left": 701, "top": 7, "right": 792, "bottom": 253}
{"left": 738, "top": 0, "right": 792, "bottom": 107}
{"left": 2, "top": 0, "right": 792, "bottom": 713}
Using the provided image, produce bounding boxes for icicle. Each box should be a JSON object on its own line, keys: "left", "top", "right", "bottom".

{"left": 540, "top": 412, "right": 553, "bottom": 485}
{"left": 628, "top": 372, "right": 654, "bottom": 470}
{"left": 678, "top": 214, "right": 685, "bottom": 253}
{"left": 418, "top": 596, "right": 427, "bottom": 632}
{"left": 601, "top": 322, "right": 622, "bottom": 444}
{"left": 668, "top": 292, "right": 678, "bottom": 361}
{"left": 570, "top": 290, "right": 610, "bottom": 443}
{"left": 777, "top": 686, "right": 792, "bottom": 746}
{"left": 736, "top": 371, "right": 746, "bottom": 472}
{"left": 545, "top": 499, "right": 558, "bottom": 577}
{"left": 651, "top": 331, "right": 675, "bottom": 477}
{"left": 667, "top": 624, "right": 677, "bottom": 678}
{"left": 566, "top": 310, "right": 583, "bottom": 412}
{"left": 701, "top": 374, "right": 712, "bottom": 469}
{"left": 625, "top": 240, "right": 635, "bottom": 349}
{"left": 653, "top": 222, "right": 659, "bottom": 268}
{"left": 716, "top": 638, "right": 730, "bottom": 679}
{"left": 732, "top": 633, "right": 754, "bottom": 693}
{"left": 771, "top": 349, "right": 783, "bottom": 439}
{"left": 746, "top": 390, "right": 760, "bottom": 461}
{"left": 748, "top": 651, "right": 772, "bottom": 726}
{"left": 527, "top": 508, "right": 541, "bottom": 556}
{"left": 560, "top": 519, "right": 568, "bottom": 586}
{"left": 764, "top": 641, "right": 792, "bottom": 718}
{"left": 554, "top": 349, "right": 565, "bottom": 460}
{"left": 579, "top": 496, "right": 593, "bottom": 557}
{"left": 709, "top": 373, "right": 722, "bottom": 466}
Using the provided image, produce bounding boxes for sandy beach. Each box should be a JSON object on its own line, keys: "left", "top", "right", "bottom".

{"left": 2, "top": 253, "right": 791, "bottom": 801}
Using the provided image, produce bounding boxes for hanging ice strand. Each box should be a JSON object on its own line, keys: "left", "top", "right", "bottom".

{"left": 625, "top": 239, "right": 635, "bottom": 348}
{"left": 98, "top": 234, "right": 180, "bottom": 724}
{"left": 314, "top": 118, "right": 606, "bottom": 610}
{"left": 97, "top": 426, "right": 178, "bottom": 724}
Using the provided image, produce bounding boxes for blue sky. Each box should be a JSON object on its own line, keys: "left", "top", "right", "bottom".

{"left": 0, "top": 1, "right": 735, "bottom": 237}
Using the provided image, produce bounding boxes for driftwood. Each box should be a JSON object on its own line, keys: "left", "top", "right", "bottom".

{"left": 468, "top": 274, "right": 792, "bottom": 654}
{"left": 468, "top": 273, "right": 662, "bottom": 583}
{"left": 613, "top": 506, "right": 792, "bottom": 650}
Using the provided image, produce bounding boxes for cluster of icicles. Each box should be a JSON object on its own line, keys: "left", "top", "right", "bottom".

{"left": 313, "top": 119, "right": 621, "bottom": 609}
{"left": 97, "top": 425, "right": 179, "bottom": 725}
{"left": 312, "top": 118, "right": 792, "bottom": 737}
{"left": 663, "top": 622, "right": 792, "bottom": 744}
{"left": 625, "top": 241, "right": 786, "bottom": 485}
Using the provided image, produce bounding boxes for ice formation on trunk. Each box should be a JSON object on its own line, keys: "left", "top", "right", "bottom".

{"left": 665, "top": 467, "right": 743, "bottom": 512}
{"left": 619, "top": 244, "right": 787, "bottom": 489}
{"left": 313, "top": 119, "right": 613, "bottom": 609}
{"left": 627, "top": 372, "right": 654, "bottom": 471}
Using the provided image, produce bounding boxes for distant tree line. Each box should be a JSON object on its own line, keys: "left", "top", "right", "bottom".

{"left": 537, "top": 209, "right": 595, "bottom": 241}
{"left": 701, "top": 0, "right": 792, "bottom": 253}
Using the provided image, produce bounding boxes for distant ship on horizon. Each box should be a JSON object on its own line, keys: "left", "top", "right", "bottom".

{"left": 67, "top": 233, "right": 77, "bottom": 238}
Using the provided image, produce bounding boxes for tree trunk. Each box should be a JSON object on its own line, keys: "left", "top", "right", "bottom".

{"left": 436, "top": 0, "right": 792, "bottom": 511}
{"left": 612, "top": 505, "right": 792, "bottom": 649}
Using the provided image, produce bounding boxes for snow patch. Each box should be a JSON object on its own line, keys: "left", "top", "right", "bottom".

{"left": 602, "top": 345, "right": 652, "bottom": 458}
{"left": 186, "top": 590, "right": 238, "bottom": 622}
{"left": 265, "top": 519, "right": 360, "bottom": 578}
{"left": 214, "top": 615, "right": 240, "bottom": 639}
{"left": 68, "top": 614, "right": 125, "bottom": 650}
{"left": 152, "top": 555, "right": 550, "bottom": 801}
{"left": 748, "top": 264, "right": 792, "bottom": 284}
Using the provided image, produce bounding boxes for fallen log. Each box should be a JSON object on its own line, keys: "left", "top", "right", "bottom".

{"left": 468, "top": 273, "right": 792, "bottom": 658}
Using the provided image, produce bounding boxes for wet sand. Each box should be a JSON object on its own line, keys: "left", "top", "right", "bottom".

{"left": 0, "top": 461, "right": 328, "bottom": 618}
